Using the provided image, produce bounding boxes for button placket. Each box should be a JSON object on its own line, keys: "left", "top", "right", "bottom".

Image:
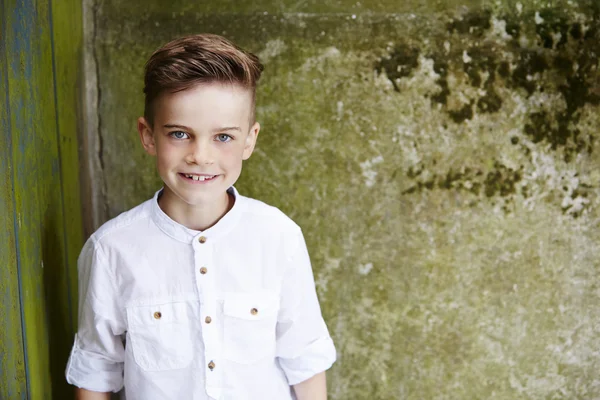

{"left": 193, "top": 235, "right": 220, "bottom": 387}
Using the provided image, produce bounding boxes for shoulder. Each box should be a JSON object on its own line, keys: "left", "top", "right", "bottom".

{"left": 87, "top": 197, "right": 154, "bottom": 251}
{"left": 236, "top": 194, "right": 307, "bottom": 260}
{"left": 237, "top": 194, "right": 302, "bottom": 236}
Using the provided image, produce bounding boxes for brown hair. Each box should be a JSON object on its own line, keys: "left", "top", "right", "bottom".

{"left": 143, "top": 33, "right": 264, "bottom": 126}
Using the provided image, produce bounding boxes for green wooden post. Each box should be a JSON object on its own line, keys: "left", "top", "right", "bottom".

{"left": 6, "top": 0, "right": 61, "bottom": 396}
{"left": 1, "top": 0, "right": 84, "bottom": 398}
{"left": 49, "top": 0, "right": 85, "bottom": 337}
{"left": 0, "top": 2, "right": 28, "bottom": 398}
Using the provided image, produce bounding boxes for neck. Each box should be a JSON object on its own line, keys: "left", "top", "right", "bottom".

{"left": 158, "top": 188, "right": 234, "bottom": 231}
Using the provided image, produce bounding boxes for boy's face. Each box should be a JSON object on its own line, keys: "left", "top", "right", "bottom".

{"left": 137, "top": 82, "right": 259, "bottom": 209}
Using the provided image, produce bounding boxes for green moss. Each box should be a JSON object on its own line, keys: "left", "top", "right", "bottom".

{"left": 535, "top": 9, "right": 571, "bottom": 49}
{"left": 483, "top": 162, "right": 522, "bottom": 198}
{"left": 446, "top": 9, "right": 492, "bottom": 37}
{"left": 375, "top": 44, "right": 420, "bottom": 92}
{"left": 403, "top": 160, "right": 524, "bottom": 202}
{"left": 477, "top": 84, "right": 503, "bottom": 113}
{"left": 448, "top": 102, "right": 474, "bottom": 123}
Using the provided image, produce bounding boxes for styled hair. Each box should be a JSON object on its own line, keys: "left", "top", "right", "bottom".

{"left": 143, "top": 33, "right": 264, "bottom": 126}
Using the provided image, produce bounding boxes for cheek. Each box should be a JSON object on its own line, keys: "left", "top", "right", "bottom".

{"left": 155, "top": 143, "right": 183, "bottom": 168}
{"left": 220, "top": 144, "right": 244, "bottom": 161}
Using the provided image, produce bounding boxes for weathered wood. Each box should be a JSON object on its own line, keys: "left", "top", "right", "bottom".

{"left": 2, "top": 0, "right": 83, "bottom": 397}
{"left": 0, "top": 1, "right": 28, "bottom": 398}
{"left": 6, "top": 0, "right": 57, "bottom": 396}
{"left": 48, "top": 0, "right": 85, "bottom": 396}
{"left": 50, "top": 0, "right": 85, "bottom": 336}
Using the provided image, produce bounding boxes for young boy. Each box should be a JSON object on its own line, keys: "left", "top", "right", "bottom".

{"left": 65, "top": 34, "right": 336, "bottom": 400}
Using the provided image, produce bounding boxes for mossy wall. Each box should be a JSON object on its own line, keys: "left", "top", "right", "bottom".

{"left": 91, "top": 0, "right": 600, "bottom": 398}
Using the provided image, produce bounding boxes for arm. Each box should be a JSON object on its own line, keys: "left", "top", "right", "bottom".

{"left": 292, "top": 371, "right": 327, "bottom": 400}
{"left": 66, "top": 239, "right": 126, "bottom": 394}
{"left": 75, "top": 388, "right": 111, "bottom": 400}
{"left": 276, "top": 230, "right": 336, "bottom": 390}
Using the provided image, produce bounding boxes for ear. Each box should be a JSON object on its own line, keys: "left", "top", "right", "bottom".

{"left": 242, "top": 122, "right": 260, "bottom": 160}
{"left": 137, "top": 117, "right": 156, "bottom": 156}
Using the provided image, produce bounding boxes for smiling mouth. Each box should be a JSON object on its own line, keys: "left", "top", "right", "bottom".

{"left": 180, "top": 173, "right": 218, "bottom": 182}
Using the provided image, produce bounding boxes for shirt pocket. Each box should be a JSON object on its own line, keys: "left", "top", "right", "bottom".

{"left": 223, "top": 292, "right": 279, "bottom": 364}
{"left": 126, "top": 301, "right": 195, "bottom": 371}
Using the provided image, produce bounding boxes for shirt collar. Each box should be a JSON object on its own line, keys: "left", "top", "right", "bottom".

{"left": 150, "top": 186, "right": 245, "bottom": 243}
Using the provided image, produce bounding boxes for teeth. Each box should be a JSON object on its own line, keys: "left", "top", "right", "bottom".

{"left": 184, "top": 174, "right": 215, "bottom": 181}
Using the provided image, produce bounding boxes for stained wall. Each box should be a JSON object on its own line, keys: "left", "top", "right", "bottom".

{"left": 90, "top": 1, "right": 600, "bottom": 398}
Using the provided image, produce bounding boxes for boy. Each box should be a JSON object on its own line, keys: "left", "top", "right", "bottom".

{"left": 65, "top": 34, "right": 336, "bottom": 400}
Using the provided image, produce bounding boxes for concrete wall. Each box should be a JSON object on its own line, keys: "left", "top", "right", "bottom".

{"left": 1, "top": 0, "right": 85, "bottom": 398}
{"left": 90, "top": 0, "right": 600, "bottom": 398}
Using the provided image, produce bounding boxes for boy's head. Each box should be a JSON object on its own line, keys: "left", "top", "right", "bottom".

{"left": 143, "top": 33, "right": 263, "bottom": 127}
{"left": 137, "top": 34, "right": 264, "bottom": 211}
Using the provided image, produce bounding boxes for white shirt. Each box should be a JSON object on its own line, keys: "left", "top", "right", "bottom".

{"left": 65, "top": 187, "right": 336, "bottom": 400}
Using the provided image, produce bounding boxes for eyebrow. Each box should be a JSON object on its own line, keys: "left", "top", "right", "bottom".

{"left": 163, "top": 124, "right": 241, "bottom": 133}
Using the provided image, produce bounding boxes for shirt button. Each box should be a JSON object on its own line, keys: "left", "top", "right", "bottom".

{"left": 198, "top": 236, "right": 207, "bottom": 244}
{"left": 208, "top": 361, "right": 215, "bottom": 370}
{"left": 250, "top": 308, "right": 258, "bottom": 316}
{"left": 205, "top": 316, "right": 212, "bottom": 324}
{"left": 153, "top": 311, "right": 162, "bottom": 319}
{"left": 200, "top": 267, "right": 208, "bottom": 275}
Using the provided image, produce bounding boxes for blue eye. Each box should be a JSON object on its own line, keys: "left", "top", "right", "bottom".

{"left": 170, "top": 131, "right": 189, "bottom": 139}
{"left": 216, "top": 134, "right": 232, "bottom": 143}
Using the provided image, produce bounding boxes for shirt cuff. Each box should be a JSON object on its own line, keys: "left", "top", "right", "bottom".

{"left": 279, "top": 336, "right": 337, "bottom": 385}
{"left": 65, "top": 334, "right": 124, "bottom": 393}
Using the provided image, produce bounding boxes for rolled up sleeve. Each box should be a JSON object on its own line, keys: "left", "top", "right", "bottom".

{"left": 65, "top": 238, "right": 125, "bottom": 392}
{"left": 276, "top": 230, "right": 336, "bottom": 385}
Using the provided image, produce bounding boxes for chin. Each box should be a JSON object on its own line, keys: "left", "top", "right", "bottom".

{"left": 180, "top": 188, "right": 226, "bottom": 205}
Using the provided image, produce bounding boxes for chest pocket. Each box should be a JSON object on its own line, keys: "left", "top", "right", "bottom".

{"left": 223, "top": 292, "right": 279, "bottom": 364}
{"left": 126, "top": 301, "right": 195, "bottom": 371}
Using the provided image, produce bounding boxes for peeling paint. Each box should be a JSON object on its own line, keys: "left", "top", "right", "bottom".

{"left": 360, "top": 156, "right": 383, "bottom": 188}
{"left": 3, "top": 0, "right": 84, "bottom": 398}
{"left": 357, "top": 263, "right": 373, "bottom": 275}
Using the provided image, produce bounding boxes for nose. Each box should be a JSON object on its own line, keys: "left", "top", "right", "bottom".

{"left": 186, "top": 139, "right": 214, "bottom": 165}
